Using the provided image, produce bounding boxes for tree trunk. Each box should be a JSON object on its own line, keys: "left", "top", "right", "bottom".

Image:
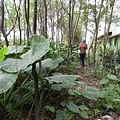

{"left": 93, "top": 0, "right": 104, "bottom": 71}
{"left": 24, "top": 0, "right": 31, "bottom": 41}
{"left": 43, "top": 0, "right": 47, "bottom": 38}
{"left": 32, "top": 0, "right": 39, "bottom": 120}
{"left": 102, "top": 0, "right": 115, "bottom": 66}
{"left": 0, "top": 0, "right": 9, "bottom": 46}
{"left": 72, "top": 2, "right": 81, "bottom": 44}
{"left": 68, "top": 0, "right": 75, "bottom": 57}
{"left": 68, "top": 0, "right": 72, "bottom": 57}
{"left": 18, "top": 16, "right": 22, "bottom": 44}
{"left": 56, "top": 0, "right": 60, "bottom": 48}
{"left": 71, "top": 0, "right": 75, "bottom": 45}
{"left": 49, "top": 0, "right": 55, "bottom": 40}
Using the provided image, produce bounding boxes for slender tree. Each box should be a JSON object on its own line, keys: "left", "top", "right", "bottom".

{"left": 14, "top": 0, "right": 22, "bottom": 44}
{"left": 49, "top": 0, "right": 55, "bottom": 40}
{"left": 24, "top": 0, "right": 31, "bottom": 40}
{"left": 0, "top": 0, "right": 9, "bottom": 46}
{"left": 102, "top": 0, "right": 115, "bottom": 65}
{"left": 32, "top": 0, "right": 39, "bottom": 120}
{"left": 68, "top": 0, "right": 72, "bottom": 56}
{"left": 43, "top": 0, "right": 47, "bottom": 38}
{"left": 93, "top": 0, "right": 104, "bottom": 70}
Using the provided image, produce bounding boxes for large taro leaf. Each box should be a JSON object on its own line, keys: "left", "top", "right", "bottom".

{"left": 50, "top": 56, "right": 64, "bottom": 70}
{"left": 42, "top": 56, "right": 64, "bottom": 70}
{"left": 42, "top": 58, "right": 53, "bottom": 69}
{"left": 0, "top": 70, "right": 17, "bottom": 94}
{"left": 46, "top": 75, "right": 80, "bottom": 85}
{"left": 82, "top": 86, "right": 103, "bottom": 100}
{"left": 0, "top": 35, "right": 50, "bottom": 73}
{"left": 7, "top": 45, "right": 26, "bottom": 54}
{"left": 21, "top": 34, "right": 50, "bottom": 65}
{"left": 0, "top": 58, "right": 28, "bottom": 73}
{"left": 23, "top": 58, "right": 54, "bottom": 73}
{"left": 51, "top": 84, "right": 71, "bottom": 91}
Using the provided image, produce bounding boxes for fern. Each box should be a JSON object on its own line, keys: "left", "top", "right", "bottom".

{"left": 5, "top": 104, "right": 22, "bottom": 120}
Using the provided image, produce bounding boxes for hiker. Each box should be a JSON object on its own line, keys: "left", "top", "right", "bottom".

{"left": 79, "top": 39, "right": 87, "bottom": 67}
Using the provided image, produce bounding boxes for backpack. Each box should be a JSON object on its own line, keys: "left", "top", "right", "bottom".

{"left": 79, "top": 43, "right": 87, "bottom": 48}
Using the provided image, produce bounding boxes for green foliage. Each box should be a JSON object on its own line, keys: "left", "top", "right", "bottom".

{"left": 0, "top": 77, "right": 33, "bottom": 120}
{"left": 97, "top": 74, "right": 120, "bottom": 111}
{"left": 98, "top": 46, "right": 120, "bottom": 76}
{"left": 0, "top": 46, "right": 8, "bottom": 61}
{"left": 46, "top": 75, "right": 79, "bottom": 84}
{"left": 82, "top": 86, "right": 103, "bottom": 100}
{"left": 1, "top": 34, "right": 119, "bottom": 120}
{"left": 7, "top": 45, "right": 26, "bottom": 55}
{"left": 66, "top": 102, "right": 80, "bottom": 113}
{"left": 5, "top": 104, "right": 22, "bottom": 120}
{"left": 0, "top": 34, "right": 50, "bottom": 93}
{"left": 57, "top": 101, "right": 89, "bottom": 119}
{"left": 49, "top": 55, "right": 64, "bottom": 70}
{"left": 56, "top": 110, "right": 69, "bottom": 120}
{"left": 0, "top": 35, "right": 84, "bottom": 119}
{"left": 0, "top": 35, "right": 50, "bottom": 119}
{"left": 0, "top": 69, "right": 17, "bottom": 94}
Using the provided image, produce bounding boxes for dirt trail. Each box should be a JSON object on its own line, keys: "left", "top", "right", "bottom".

{"left": 73, "top": 65, "right": 100, "bottom": 89}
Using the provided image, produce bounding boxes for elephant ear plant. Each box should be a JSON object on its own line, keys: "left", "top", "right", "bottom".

{"left": 0, "top": 34, "right": 105, "bottom": 120}
{"left": 0, "top": 34, "right": 80, "bottom": 119}
{"left": 0, "top": 34, "right": 50, "bottom": 119}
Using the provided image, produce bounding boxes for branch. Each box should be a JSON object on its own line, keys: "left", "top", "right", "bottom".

{"left": 60, "top": 0, "right": 69, "bottom": 15}
{"left": 6, "top": 0, "right": 22, "bottom": 37}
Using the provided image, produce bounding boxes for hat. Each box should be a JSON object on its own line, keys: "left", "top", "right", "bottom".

{"left": 82, "top": 39, "right": 86, "bottom": 43}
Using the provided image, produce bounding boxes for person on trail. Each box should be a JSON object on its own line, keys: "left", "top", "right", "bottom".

{"left": 79, "top": 39, "right": 87, "bottom": 68}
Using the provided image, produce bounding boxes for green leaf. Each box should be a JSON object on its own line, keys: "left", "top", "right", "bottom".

{"left": 0, "top": 58, "right": 28, "bottom": 73}
{"left": 0, "top": 47, "right": 8, "bottom": 61}
{"left": 68, "top": 89, "right": 81, "bottom": 96}
{"left": 56, "top": 110, "right": 67, "bottom": 120}
{"left": 82, "top": 86, "right": 103, "bottom": 100}
{"left": 99, "top": 79, "right": 109, "bottom": 85}
{"left": 94, "top": 109, "right": 101, "bottom": 114}
{"left": 79, "top": 110, "right": 88, "bottom": 118}
{"left": 7, "top": 45, "right": 25, "bottom": 54}
{"left": 0, "top": 35, "right": 50, "bottom": 73}
{"left": 46, "top": 75, "right": 80, "bottom": 85}
{"left": 61, "top": 101, "right": 69, "bottom": 107}
{"left": 0, "top": 70, "right": 17, "bottom": 94}
{"left": 50, "top": 56, "right": 64, "bottom": 70}
{"left": 14, "top": 92, "right": 33, "bottom": 108}
{"left": 42, "top": 58, "right": 53, "bottom": 69}
{"left": 21, "top": 34, "right": 50, "bottom": 65}
{"left": 51, "top": 84, "right": 71, "bottom": 91}
{"left": 78, "top": 105, "right": 89, "bottom": 111}
{"left": 107, "top": 74, "right": 119, "bottom": 81}
{"left": 46, "top": 105, "right": 55, "bottom": 113}
{"left": 106, "top": 103, "right": 114, "bottom": 109}
{"left": 66, "top": 102, "right": 80, "bottom": 113}
{"left": 64, "top": 110, "right": 74, "bottom": 120}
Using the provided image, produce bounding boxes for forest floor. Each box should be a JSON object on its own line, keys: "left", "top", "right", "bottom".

{"left": 71, "top": 64, "right": 120, "bottom": 120}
